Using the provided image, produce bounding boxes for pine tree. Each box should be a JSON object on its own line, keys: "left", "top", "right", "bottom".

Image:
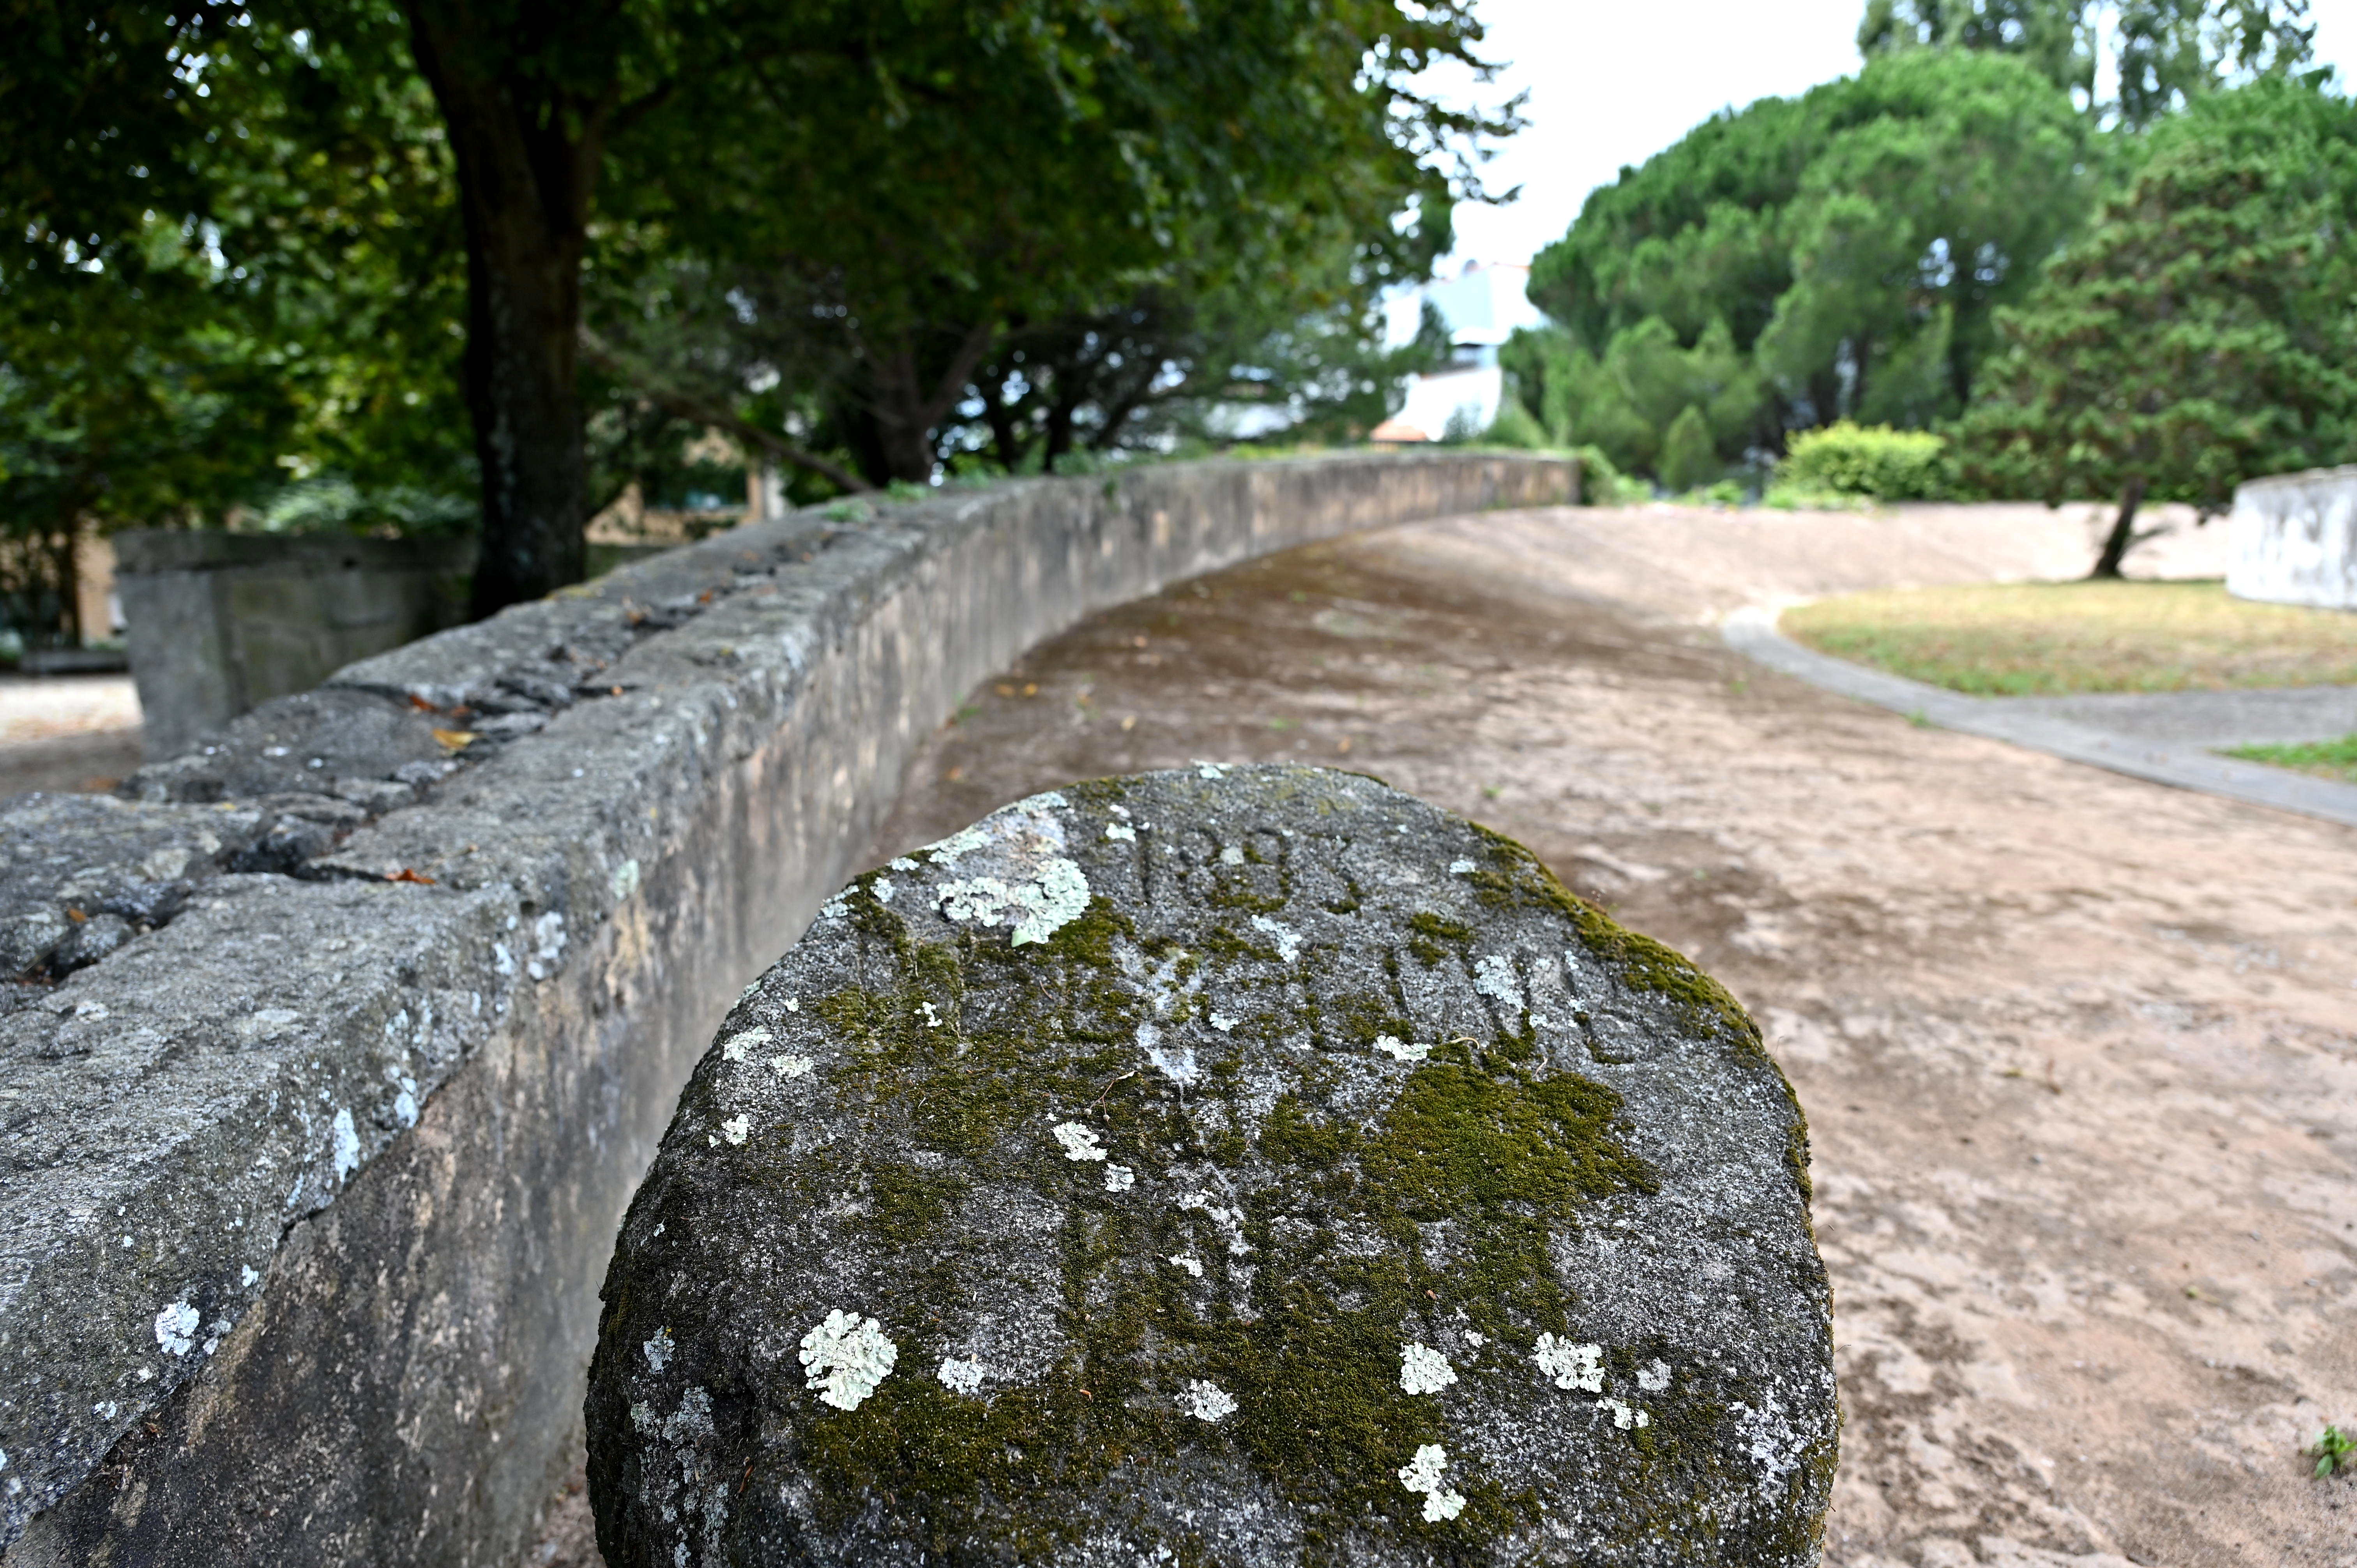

{"left": 1960, "top": 79, "right": 2357, "bottom": 575}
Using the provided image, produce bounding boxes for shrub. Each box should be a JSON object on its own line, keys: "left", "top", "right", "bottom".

{"left": 1778, "top": 421, "right": 1951, "bottom": 500}
{"left": 1570, "top": 445, "right": 1650, "bottom": 506}
{"left": 1482, "top": 397, "right": 1550, "bottom": 450}
{"left": 1658, "top": 405, "right": 1721, "bottom": 493}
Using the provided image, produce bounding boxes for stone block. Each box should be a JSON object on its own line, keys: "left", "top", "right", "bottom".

{"left": 113, "top": 531, "right": 473, "bottom": 759}
{"left": 2227, "top": 465, "right": 2357, "bottom": 610}
{"left": 587, "top": 766, "right": 1834, "bottom": 1566}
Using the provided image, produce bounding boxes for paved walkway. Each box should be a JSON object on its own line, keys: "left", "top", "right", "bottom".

{"left": 1724, "top": 608, "right": 2357, "bottom": 830}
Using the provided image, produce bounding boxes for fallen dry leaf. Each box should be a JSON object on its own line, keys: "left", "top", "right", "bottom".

{"left": 431, "top": 729, "right": 476, "bottom": 753}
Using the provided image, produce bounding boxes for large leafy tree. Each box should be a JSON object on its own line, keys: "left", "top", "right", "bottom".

{"left": 1514, "top": 49, "right": 2092, "bottom": 480}
{"left": 0, "top": 4, "right": 472, "bottom": 643}
{"left": 591, "top": 1, "right": 1497, "bottom": 488}
{"left": 1856, "top": 0, "right": 2317, "bottom": 125}
{"left": 1961, "top": 78, "right": 2357, "bottom": 575}
{"left": 11, "top": 2, "right": 1503, "bottom": 614}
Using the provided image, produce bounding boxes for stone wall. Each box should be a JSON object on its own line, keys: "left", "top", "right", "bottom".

{"left": 2226, "top": 465, "right": 2357, "bottom": 610}
{"left": 114, "top": 530, "right": 474, "bottom": 758}
{"left": 0, "top": 452, "right": 1574, "bottom": 1566}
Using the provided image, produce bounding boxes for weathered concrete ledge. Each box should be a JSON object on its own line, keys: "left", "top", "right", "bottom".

{"left": 0, "top": 452, "right": 1573, "bottom": 1564}
{"left": 2228, "top": 464, "right": 2357, "bottom": 610}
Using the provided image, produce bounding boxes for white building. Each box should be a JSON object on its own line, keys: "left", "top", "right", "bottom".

{"left": 1374, "top": 261, "right": 1548, "bottom": 443}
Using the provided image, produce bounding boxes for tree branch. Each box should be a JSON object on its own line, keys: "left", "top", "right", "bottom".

{"left": 580, "top": 330, "right": 875, "bottom": 495}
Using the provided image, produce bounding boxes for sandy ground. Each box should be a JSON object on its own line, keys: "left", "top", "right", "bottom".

{"left": 822, "top": 501, "right": 2353, "bottom": 1568}
{"left": 0, "top": 675, "right": 143, "bottom": 798}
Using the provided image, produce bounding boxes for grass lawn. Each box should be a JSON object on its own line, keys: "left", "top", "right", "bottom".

{"left": 1781, "top": 579, "right": 2357, "bottom": 695}
{"left": 2223, "top": 735, "right": 2357, "bottom": 783}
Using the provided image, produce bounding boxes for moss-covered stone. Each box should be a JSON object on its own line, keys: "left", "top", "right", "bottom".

{"left": 587, "top": 766, "right": 1834, "bottom": 1566}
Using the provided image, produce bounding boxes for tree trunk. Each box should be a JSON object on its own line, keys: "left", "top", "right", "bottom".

{"left": 403, "top": 3, "right": 604, "bottom": 617}
{"left": 2089, "top": 476, "right": 2148, "bottom": 579}
{"left": 49, "top": 523, "right": 82, "bottom": 648}
{"left": 857, "top": 322, "right": 1001, "bottom": 485}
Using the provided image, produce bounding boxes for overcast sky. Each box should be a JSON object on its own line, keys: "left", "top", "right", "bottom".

{"left": 1435, "top": 0, "right": 2357, "bottom": 272}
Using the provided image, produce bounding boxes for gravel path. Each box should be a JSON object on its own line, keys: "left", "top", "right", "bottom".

{"left": 862, "top": 503, "right": 2357, "bottom": 1568}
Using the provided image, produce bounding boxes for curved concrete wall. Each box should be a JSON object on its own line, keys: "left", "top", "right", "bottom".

{"left": 0, "top": 452, "right": 1573, "bottom": 1565}
{"left": 2228, "top": 465, "right": 2357, "bottom": 610}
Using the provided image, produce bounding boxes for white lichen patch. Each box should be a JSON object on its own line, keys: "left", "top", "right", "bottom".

{"left": 937, "top": 1357, "right": 987, "bottom": 1395}
{"left": 1637, "top": 1358, "right": 1672, "bottom": 1392}
{"left": 1103, "top": 1164, "right": 1136, "bottom": 1192}
{"left": 722, "top": 1027, "right": 772, "bottom": 1062}
{"left": 1182, "top": 1380, "right": 1237, "bottom": 1422}
{"left": 331, "top": 1108, "right": 360, "bottom": 1184}
{"left": 611, "top": 859, "right": 641, "bottom": 900}
{"left": 873, "top": 876, "right": 896, "bottom": 904}
{"left": 643, "top": 1328, "right": 674, "bottom": 1372}
{"left": 394, "top": 1076, "right": 419, "bottom": 1128}
{"left": 938, "top": 855, "right": 1090, "bottom": 945}
{"left": 1464, "top": 1331, "right": 1486, "bottom": 1349}
{"left": 1249, "top": 915, "right": 1300, "bottom": 962}
{"left": 1449, "top": 859, "right": 1476, "bottom": 875}
{"left": 1137, "top": 1020, "right": 1196, "bottom": 1084}
{"left": 1219, "top": 844, "right": 1245, "bottom": 866}
{"left": 1209, "top": 1012, "right": 1240, "bottom": 1033}
{"left": 1053, "top": 1121, "right": 1108, "bottom": 1161}
{"left": 1176, "top": 1190, "right": 1251, "bottom": 1254}
{"left": 919, "top": 822, "right": 995, "bottom": 867}
{"left": 1373, "top": 1033, "right": 1428, "bottom": 1063}
{"left": 1105, "top": 823, "right": 1136, "bottom": 842}
{"left": 721, "top": 1115, "right": 751, "bottom": 1145}
{"left": 154, "top": 1299, "right": 198, "bottom": 1358}
{"left": 1399, "top": 1342, "right": 1457, "bottom": 1396}
{"left": 783, "top": 997, "right": 800, "bottom": 1013}
{"left": 769, "top": 1054, "right": 816, "bottom": 1080}
{"left": 1169, "top": 1253, "right": 1204, "bottom": 1278}
{"left": 799, "top": 1310, "right": 898, "bottom": 1411}
{"left": 1397, "top": 1444, "right": 1466, "bottom": 1523}
{"left": 1535, "top": 1334, "right": 1604, "bottom": 1392}
{"left": 1194, "top": 761, "right": 1228, "bottom": 779}
{"left": 1601, "top": 1397, "right": 1651, "bottom": 1429}
{"left": 917, "top": 1001, "right": 944, "bottom": 1029}
{"left": 1473, "top": 953, "right": 1524, "bottom": 1014}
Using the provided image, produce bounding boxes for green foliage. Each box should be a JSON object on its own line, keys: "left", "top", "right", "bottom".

{"left": 1568, "top": 445, "right": 1651, "bottom": 506}
{"left": 2311, "top": 1424, "right": 2356, "bottom": 1477}
{"left": 1480, "top": 396, "right": 1550, "bottom": 450}
{"left": 1960, "top": 78, "right": 2357, "bottom": 542}
{"left": 6, "top": 0, "right": 1516, "bottom": 619}
{"left": 1858, "top": 0, "right": 2096, "bottom": 99}
{"left": 0, "top": 5, "right": 479, "bottom": 640}
{"left": 2227, "top": 734, "right": 2357, "bottom": 784}
{"left": 1778, "top": 422, "right": 1953, "bottom": 499}
{"left": 1526, "top": 49, "right": 2095, "bottom": 468}
{"left": 1855, "top": 0, "right": 2320, "bottom": 128}
{"left": 1501, "top": 316, "right": 1762, "bottom": 480}
{"left": 606, "top": 0, "right": 1504, "bottom": 485}
{"left": 1657, "top": 406, "right": 1722, "bottom": 492}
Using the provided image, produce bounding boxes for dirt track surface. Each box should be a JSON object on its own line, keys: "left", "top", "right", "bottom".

{"left": 0, "top": 675, "right": 143, "bottom": 798}
{"left": 860, "top": 504, "right": 2357, "bottom": 1568}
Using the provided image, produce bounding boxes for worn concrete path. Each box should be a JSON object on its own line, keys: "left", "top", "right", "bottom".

{"left": 0, "top": 674, "right": 143, "bottom": 798}
{"left": 849, "top": 503, "right": 2357, "bottom": 1568}
{"left": 2004, "top": 686, "right": 2357, "bottom": 750}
